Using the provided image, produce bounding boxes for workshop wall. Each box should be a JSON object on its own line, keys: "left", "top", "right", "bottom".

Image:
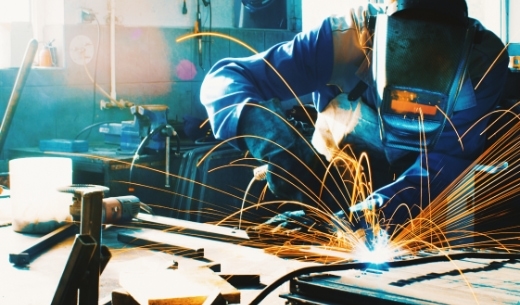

{"left": 0, "top": 0, "right": 301, "bottom": 163}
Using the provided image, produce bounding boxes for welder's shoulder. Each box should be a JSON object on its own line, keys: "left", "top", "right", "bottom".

{"left": 468, "top": 21, "right": 509, "bottom": 80}
{"left": 475, "top": 29, "right": 508, "bottom": 62}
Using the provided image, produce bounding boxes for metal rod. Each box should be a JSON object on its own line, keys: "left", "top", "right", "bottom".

{"left": 0, "top": 39, "right": 38, "bottom": 153}
{"left": 165, "top": 133, "right": 170, "bottom": 187}
{"left": 9, "top": 223, "right": 77, "bottom": 266}
{"left": 78, "top": 190, "right": 104, "bottom": 305}
{"left": 117, "top": 230, "right": 204, "bottom": 259}
{"left": 51, "top": 235, "right": 97, "bottom": 305}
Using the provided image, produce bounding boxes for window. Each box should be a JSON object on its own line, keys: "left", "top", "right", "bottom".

{"left": 301, "top": 0, "right": 366, "bottom": 32}
{"left": 0, "top": 1, "right": 30, "bottom": 23}
{"left": 467, "top": 0, "right": 505, "bottom": 41}
{"left": 0, "top": 0, "right": 33, "bottom": 68}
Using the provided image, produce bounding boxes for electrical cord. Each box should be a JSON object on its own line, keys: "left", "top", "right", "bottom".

{"left": 74, "top": 121, "right": 116, "bottom": 140}
{"left": 248, "top": 251, "right": 520, "bottom": 305}
{"left": 128, "top": 124, "right": 181, "bottom": 182}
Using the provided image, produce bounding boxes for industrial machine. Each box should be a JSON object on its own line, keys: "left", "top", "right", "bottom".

{"left": 275, "top": 251, "right": 520, "bottom": 305}
{"left": 99, "top": 104, "right": 179, "bottom": 155}
{"left": 97, "top": 104, "right": 180, "bottom": 194}
{"left": 68, "top": 192, "right": 149, "bottom": 224}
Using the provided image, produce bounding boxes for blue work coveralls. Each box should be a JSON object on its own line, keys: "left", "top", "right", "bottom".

{"left": 200, "top": 13, "right": 509, "bottom": 228}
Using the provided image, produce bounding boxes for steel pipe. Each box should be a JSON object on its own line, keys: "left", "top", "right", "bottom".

{"left": 0, "top": 39, "right": 38, "bottom": 153}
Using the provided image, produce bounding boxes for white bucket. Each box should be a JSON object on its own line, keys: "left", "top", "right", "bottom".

{"left": 9, "top": 157, "right": 73, "bottom": 233}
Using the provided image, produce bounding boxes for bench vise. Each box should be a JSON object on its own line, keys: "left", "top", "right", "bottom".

{"left": 100, "top": 104, "right": 173, "bottom": 154}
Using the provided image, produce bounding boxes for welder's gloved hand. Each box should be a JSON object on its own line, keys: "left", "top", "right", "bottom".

{"left": 238, "top": 98, "right": 326, "bottom": 204}
{"left": 349, "top": 193, "right": 385, "bottom": 213}
{"left": 261, "top": 210, "right": 314, "bottom": 232}
{"left": 261, "top": 209, "right": 345, "bottom": 233}
{"left": 347, "top": 194, "right": 387, "bottom": 250}
{"left": 311, "top": 93, "right": 385, "bottom": 163}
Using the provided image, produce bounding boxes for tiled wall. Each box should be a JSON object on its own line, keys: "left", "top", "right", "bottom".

{"left": 0, "top": 25, "right": 296, "bottom": 162}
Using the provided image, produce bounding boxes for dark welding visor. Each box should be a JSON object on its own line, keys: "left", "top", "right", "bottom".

{"left": 372, "top": 12, "right": 477, "bottom": 151}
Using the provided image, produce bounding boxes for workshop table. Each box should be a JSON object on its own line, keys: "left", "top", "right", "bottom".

{"left": 0, "top": 197, "right": 315, "bottom": 305}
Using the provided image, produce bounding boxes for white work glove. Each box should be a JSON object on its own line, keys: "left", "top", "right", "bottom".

{"left": 311, "top": 93, "right": 384, "bottom": 162}
{"left": 311, "top": 93, "right": 360, "bottom": 162}
{"left": 351, "top": 3, "right": 387, "bottom": 49}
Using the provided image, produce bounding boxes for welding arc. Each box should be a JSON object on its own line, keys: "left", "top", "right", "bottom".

{"left": 248, "top": 252, "right": 520, "bottom": 305}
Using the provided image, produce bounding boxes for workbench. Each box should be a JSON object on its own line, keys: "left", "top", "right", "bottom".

{"left": 3, "top": 193, "right": 520, "bottom": 305}
{"left": 0, "top": 197, "right": 314, "bottom": 304}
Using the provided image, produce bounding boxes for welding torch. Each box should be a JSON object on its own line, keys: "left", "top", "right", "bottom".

{"left": 348, "top": 193, "right": 389, "bottom": 251}
{"left": 349, "top": 193, "right": 385, "bottom": 212}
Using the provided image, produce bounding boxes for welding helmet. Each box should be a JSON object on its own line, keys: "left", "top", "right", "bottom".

{"left": 371, "top": 0, "right": 477, "bottom": 151}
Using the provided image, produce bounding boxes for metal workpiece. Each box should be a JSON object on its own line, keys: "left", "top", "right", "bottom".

{"left": 264, "top": 251, "right": 520, "bottom": 305}
{"left": 52, "top": 184, "right": 111, "bottom": 305}
{"left": 51, "top": 235, "right": 96, "bottom": 305}
{"left": 59, "top": 184, "right": 108, "bottom": 235}
{"left": 9, "top": 223, "right": 78, "bottom": 266}
{"left": 8, "top": 186, "right": 109, "bottom": 267}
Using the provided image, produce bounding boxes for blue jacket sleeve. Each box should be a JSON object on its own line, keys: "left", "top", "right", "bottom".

{"left": 199, "top": 18, "right": 335, "bottom": 148}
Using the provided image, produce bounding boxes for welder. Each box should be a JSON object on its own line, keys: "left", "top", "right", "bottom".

{"left": 199, "top": 0, "right": 509, "bottom": 234}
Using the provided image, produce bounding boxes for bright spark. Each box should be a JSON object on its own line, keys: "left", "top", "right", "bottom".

{"left": 353, "top": 228, "right": 401, "bottom": 264}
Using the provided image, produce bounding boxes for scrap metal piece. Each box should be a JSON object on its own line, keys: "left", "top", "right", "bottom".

{"left": 117, "top": 229, "right": 204, "bottom": 259}
{"left": 52, "top": 184, "right": 110, "bottom": 305}
{"left": 134, "top": 213, "right": 250, "bottom": 242}
{"left": 9, "top": 223, "right": 77, "bottom": 266}
{"left": 51, "top": 234, "right": 97, "bottom": 305}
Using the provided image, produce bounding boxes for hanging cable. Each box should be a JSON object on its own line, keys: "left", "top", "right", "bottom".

{"left": 128, "top": 124, "right": 180, "bottom": 183}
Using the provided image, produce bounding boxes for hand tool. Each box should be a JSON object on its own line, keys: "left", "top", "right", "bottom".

{"left": 69, "top": 193, "right": 146, "bottom": 224}
{"left": 9, "top": 193, "right": 150, "bottom": 266}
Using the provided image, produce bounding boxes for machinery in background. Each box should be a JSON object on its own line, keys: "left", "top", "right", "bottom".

{"left": 99, "top": 104, "right": 180, "bottom": 155}
{"left": 69, "top": 193, "right": 151, "bottom": 224}
{"left": 99, "top": 104, "right": 180, "bottom": 189}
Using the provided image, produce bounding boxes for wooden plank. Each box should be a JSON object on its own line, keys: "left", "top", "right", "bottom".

{"left": 119, "top": 266, "right": 241, "bottom": 305}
